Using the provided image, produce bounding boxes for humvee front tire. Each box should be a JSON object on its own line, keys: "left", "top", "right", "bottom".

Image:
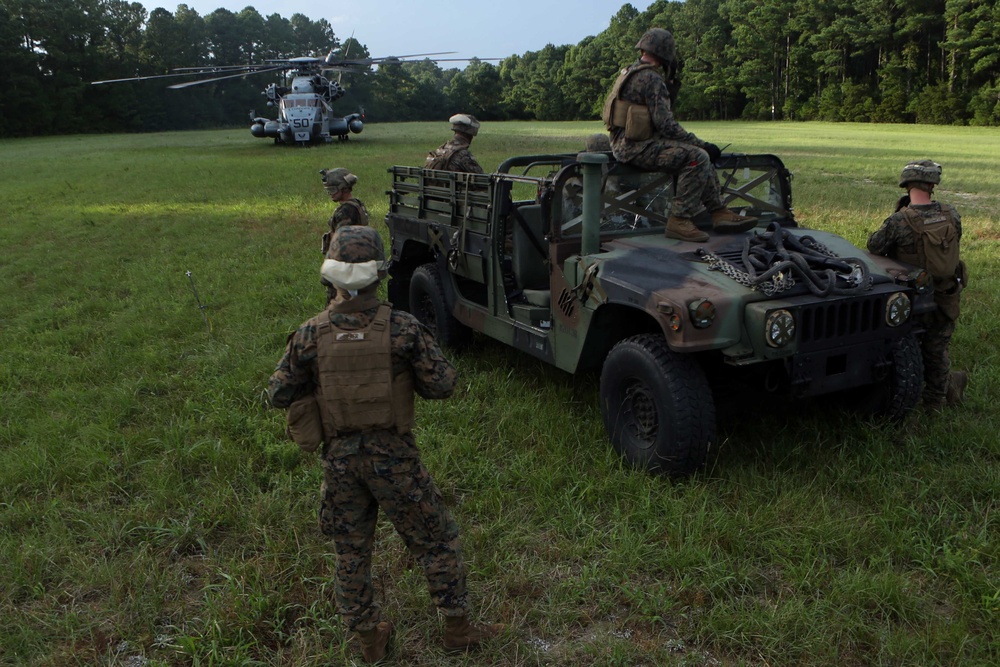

{"left": 600, "top": 334, "right": 715, "bottom": 477}
{"left": 409, "top": 263, "right": 471, "bottom": 348}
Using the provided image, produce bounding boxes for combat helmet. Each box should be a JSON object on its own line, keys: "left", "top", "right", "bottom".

{"left": 584, "top": 133, "right": 611, "bottom": 152}
{"left": 636, "top": 28, "right": 676, "bottom": 64}
{"left": 898, "top": 160, "right": 942, "bottom": 188}
{"left": 320, "top": 167, "right": 358, "bottom": 193}
{"left": 449, "top": 113, "right": 480, "bottom": 137}
{"left": 321, "top": 225, "right": 386, "bottom": 291}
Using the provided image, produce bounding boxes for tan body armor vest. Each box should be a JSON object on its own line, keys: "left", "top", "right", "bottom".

{"left": 601, "top": 63, "right": 659, "bottom": 140}
{"left": 315, "top": 305, "right": 415, "bottom": 437}
{"left": 896, "top": 205, "right": 960, "bottom": 292}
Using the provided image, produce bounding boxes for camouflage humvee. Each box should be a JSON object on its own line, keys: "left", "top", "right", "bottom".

{"left": 385, "top": 151, "right": 934, "bottom": 477}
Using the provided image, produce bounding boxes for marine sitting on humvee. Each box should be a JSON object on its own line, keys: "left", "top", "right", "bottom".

{"left": 602, "top": 27, "right": 758, "bottom": 242}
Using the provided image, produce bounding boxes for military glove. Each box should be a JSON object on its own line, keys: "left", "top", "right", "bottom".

{"left": 703, "top": 142, "right": 722, "bottom": 163}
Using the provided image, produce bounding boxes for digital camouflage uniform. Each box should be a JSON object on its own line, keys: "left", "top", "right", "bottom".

{"left": 425, "top": 136, "right": 484, "bottom": 174}
{"left": 607, "top": 62, "right": 721, "bottom": 219}
{"left": 867, "top": 201, "right": 963, "bottom": 406}
{"left": 329, "top": 198, "right": 370, "bottom": 232}
{"left": 268, "top": 228, "right": 469, "bottom": 634}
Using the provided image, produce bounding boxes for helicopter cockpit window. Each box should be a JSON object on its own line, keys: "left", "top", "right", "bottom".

{"left": 281, "top": 98, "right": 322, "bottom": 108}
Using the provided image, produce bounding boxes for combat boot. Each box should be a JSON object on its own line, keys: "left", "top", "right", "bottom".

{"left": 664, "top": 216, "right": 709, "bottom": 242}
{"left": 922, "top": 395, "right": 945, "bottom": 412}
{"left": 442, "top": 614, "right": 505, "bottom": 652}
{"left": 711, "top": 207, "right": 758, "bottom": 233}
{"left": 358, "top": 621, "right": 392, "bottom": 663}
{"left": 946, "top": 370, "right": 969, "bottom": 406}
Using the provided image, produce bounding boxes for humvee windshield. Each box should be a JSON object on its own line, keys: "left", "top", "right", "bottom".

{"left": 556, "top": 157, "right": 792, "bottom": 236}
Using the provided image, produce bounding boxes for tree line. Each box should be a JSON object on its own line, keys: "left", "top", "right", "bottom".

{"left": 3, "top": 0, "right": 999, "bottom": 138}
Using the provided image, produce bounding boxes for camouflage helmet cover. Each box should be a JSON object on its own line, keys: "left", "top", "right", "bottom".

{"left": 320, "top": 167, "right": 358, "bottom": 191}
{"left": 327, "top": 225, "right": 385, "bottom": 264}
{"left": 449, "top": 113, "right": 480, "bottom": 137}
{"left": 584, "top": 133, "right": 611, "bottom": 152}
{"left": 898, "top": 160, "right": 942, "bottom": 188}
{"left": 636, "top": 28, "right": 676, "bottom": 64}
{"left": 322, "top": 225, "right": 386, "bottom": 291}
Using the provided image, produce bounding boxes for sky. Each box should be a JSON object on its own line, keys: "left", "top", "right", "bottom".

{"left": 136, "top": 1, "right": 658, "bottom": 62}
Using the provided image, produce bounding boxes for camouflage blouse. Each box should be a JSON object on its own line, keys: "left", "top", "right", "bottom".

{"left": 328, "top": 197, "right": 369, "bottom": 232}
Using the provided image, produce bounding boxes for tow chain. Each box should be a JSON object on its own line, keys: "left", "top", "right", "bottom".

{"left": 699, "top": 222, "right": 873, "bottom": 297}
{"left": 701, "top": 251, "right": 793, "bottom": 296}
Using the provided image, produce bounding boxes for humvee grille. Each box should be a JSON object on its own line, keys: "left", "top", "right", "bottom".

{"left": 798, "top": 296, "right": 884, "bottom": 347}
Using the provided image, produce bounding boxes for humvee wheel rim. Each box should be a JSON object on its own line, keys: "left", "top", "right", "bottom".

{"left": 623, "top": 379, "right": 658, "bottom": 450}
{"left": 417, "top": 293, "right": 438, "bottom": 336}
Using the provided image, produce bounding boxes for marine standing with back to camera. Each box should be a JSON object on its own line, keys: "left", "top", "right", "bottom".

{"left": 268, "top": 226, "right": 503, "bottom": 663}
{"left": 602, "top": 27, "right": 757, "bottom": 242}
{"left": 320, "top": 167, "right": 369, "bottom": 256}
{"left": 867, "top": 160, "right": 969, "bottom": 410}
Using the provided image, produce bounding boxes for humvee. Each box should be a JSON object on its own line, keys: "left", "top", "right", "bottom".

{"left": 384, "top": 152, "right": 933, "bottom": 476}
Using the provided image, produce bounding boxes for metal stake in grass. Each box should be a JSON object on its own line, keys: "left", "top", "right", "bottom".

{"left": 185, "top": 270, "right": 212, "bottom": 334}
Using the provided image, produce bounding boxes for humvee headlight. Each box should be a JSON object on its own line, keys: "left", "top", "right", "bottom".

{"left": 688, "top": 299, "right": 716, "bottom": 329}
{"left": 764, "top": 309, "right": 795, "bottom": 348}
{"left": 885, "top": 292, "right": 911, "bottom": 327}
{"left": 913, "top": 270, "right": 932, "bottom": 295}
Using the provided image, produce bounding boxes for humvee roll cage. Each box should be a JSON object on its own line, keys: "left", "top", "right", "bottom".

{"left": 542, "top": 152, "right": 795, "bottom": 239}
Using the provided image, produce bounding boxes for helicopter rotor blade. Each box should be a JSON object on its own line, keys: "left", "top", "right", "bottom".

{"left": 337, "top": 31, "right": 355, "bottom": 86}
{"left": 370, "top": 51, "right": 457, "bottom": 60}
{"left": 327, "top": 51, "right": 458, "bottom": 67}
{"left": 171, "top": 64, "right": 261, "bottom": 72}
{"left": 415, "top": 57, "right": 505, "bottom": 62}
{"left": 91, "top": 71, "right": 223, "bottom": 85}
{"left": 168, "top": 66, "right": 288, "bottom": 89}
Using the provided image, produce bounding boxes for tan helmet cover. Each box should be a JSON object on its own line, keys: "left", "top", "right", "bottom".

{"left": 449, "top": 113, "right": 480, "bottom": 136}
{"left": 320, "top": 167, "right": 358, "bottom": 192}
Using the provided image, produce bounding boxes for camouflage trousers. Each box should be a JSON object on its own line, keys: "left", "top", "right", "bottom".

{"left": 320, "top": 449, "right": 468, "bottom": 632}
{"left": 628, "top": 140, "right": 723, "bottom": 218}
{"left": 919, "top": 306, "right": 957, "bottom": 406}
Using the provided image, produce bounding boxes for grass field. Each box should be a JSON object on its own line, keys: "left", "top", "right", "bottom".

{"left": 1, "top": 121, "right": 998, "bottom": 666}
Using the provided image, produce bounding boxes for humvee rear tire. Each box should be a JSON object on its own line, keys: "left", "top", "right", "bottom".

{"left": 409, "top": 264, "right": 470, "bottom": 348}
{"left": 600, "top": 334, "right": 714, "bottom": 477}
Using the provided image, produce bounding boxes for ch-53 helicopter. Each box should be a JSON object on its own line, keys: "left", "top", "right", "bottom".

{"left": 92, "top": 50, "right": 468, "bottom": 146}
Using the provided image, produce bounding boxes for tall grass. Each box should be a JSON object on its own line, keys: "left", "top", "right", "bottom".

{"left": 1, "top": 122, "right": 997, "bottom": 666}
